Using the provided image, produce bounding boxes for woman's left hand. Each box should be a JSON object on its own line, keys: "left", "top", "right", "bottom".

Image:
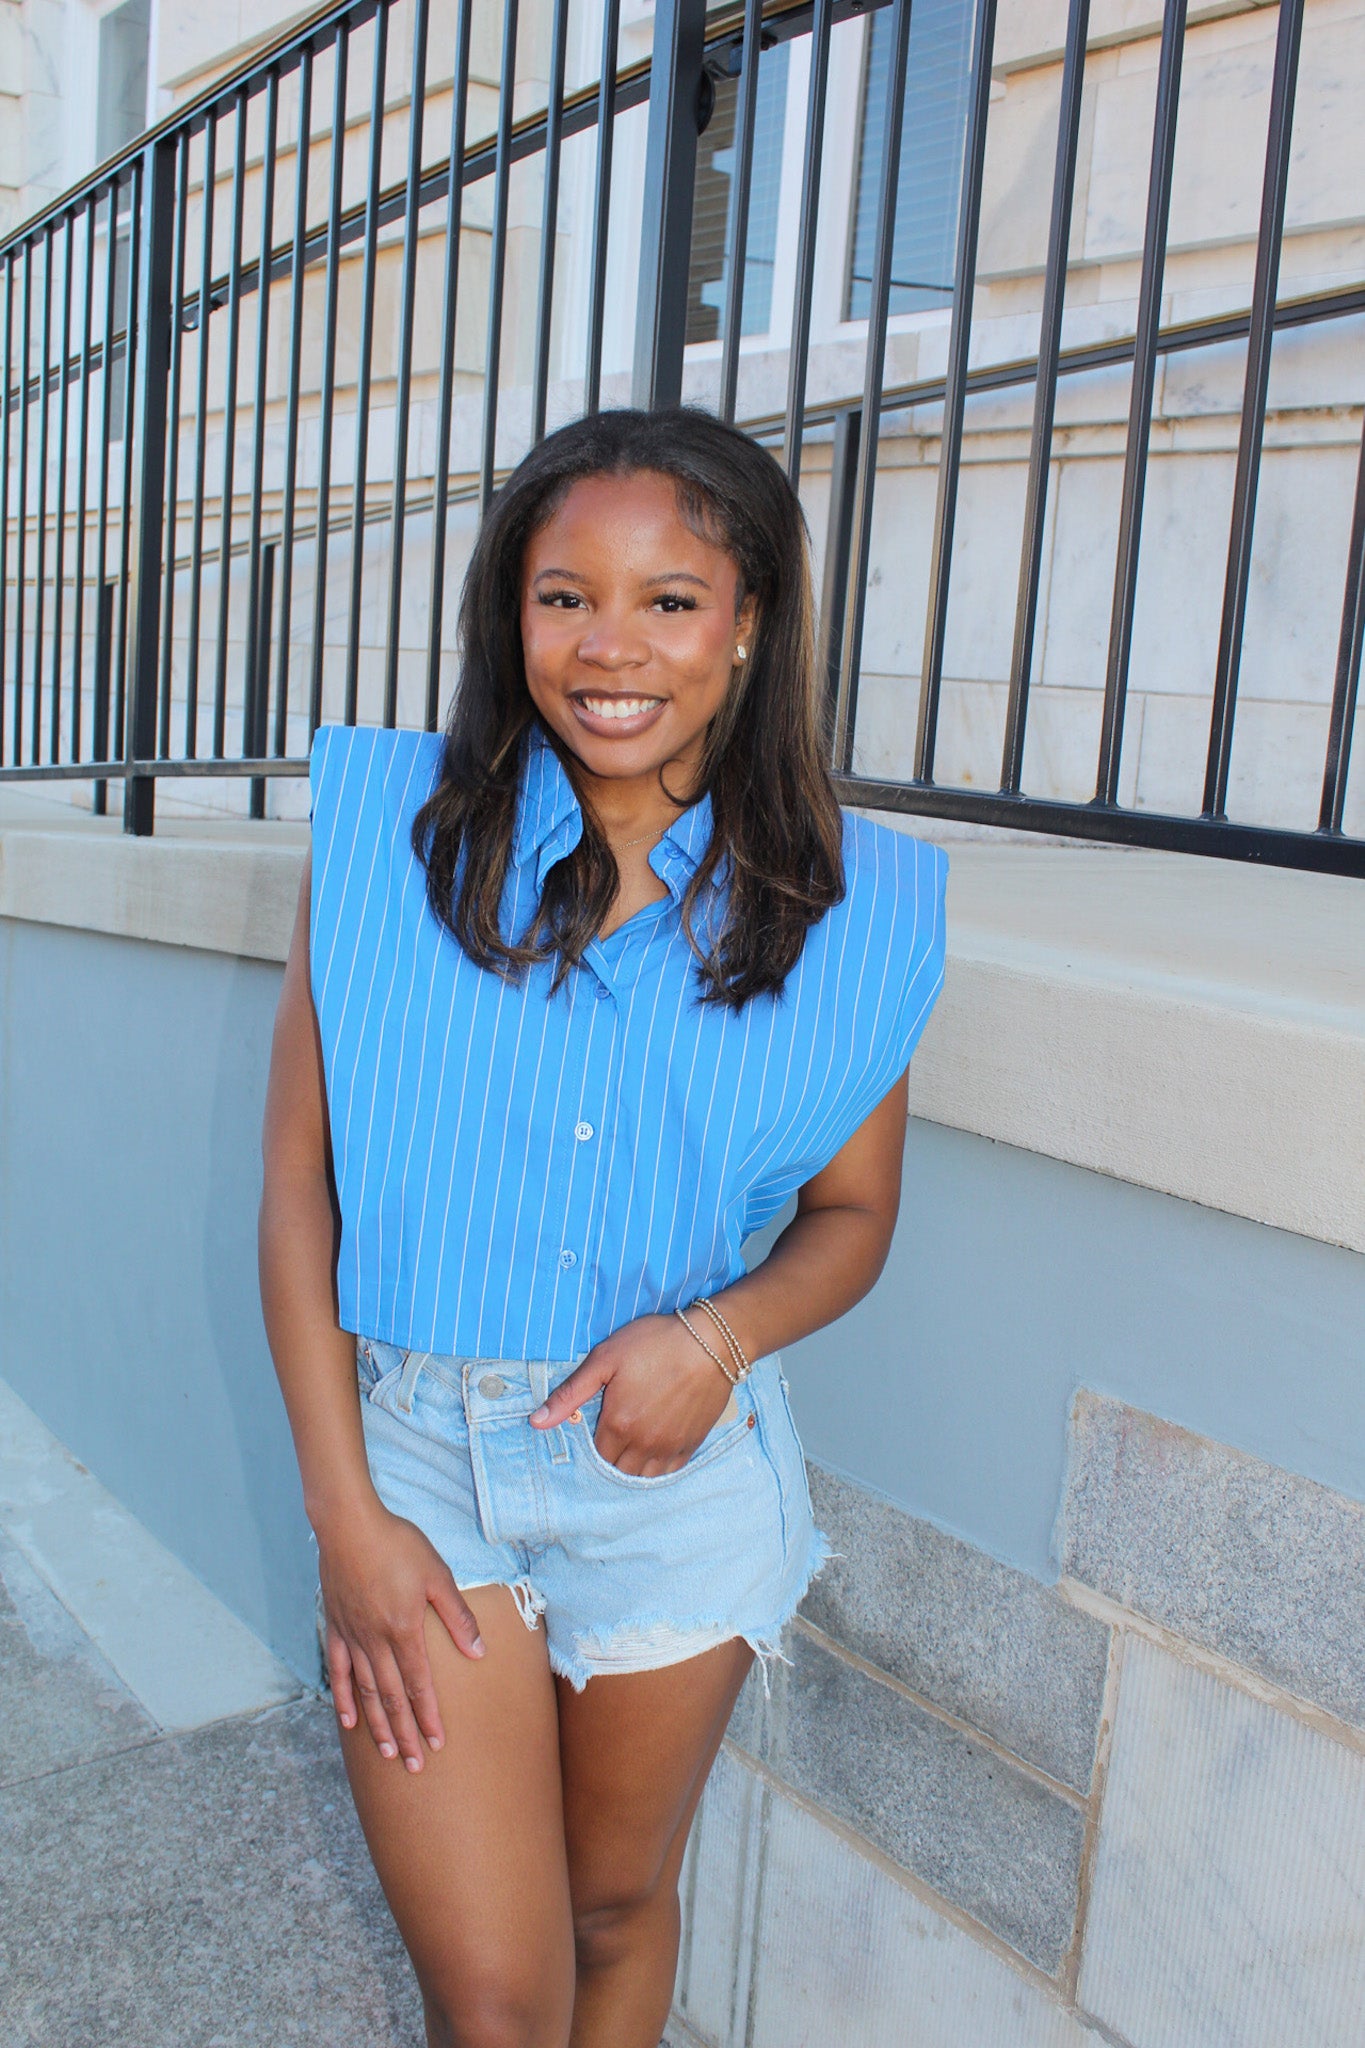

{"left": 529, "top": 1311, "right": 736, "bottom": 1475}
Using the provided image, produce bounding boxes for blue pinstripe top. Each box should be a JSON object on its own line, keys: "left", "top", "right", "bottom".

{"left": 309, "top": 722, "right": 947, "bottom": 1360}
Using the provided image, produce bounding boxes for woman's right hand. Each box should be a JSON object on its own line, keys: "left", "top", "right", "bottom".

{"left": 317, "top": 1503, "right": 486, "bottom": 1772}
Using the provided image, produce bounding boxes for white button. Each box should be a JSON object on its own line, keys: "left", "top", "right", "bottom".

{"left": 478, "top": 1374, "right": 507, "bottom": 1398}
{"left": 574, "top": 1121, "right": 594, "bottom": 1142}
{"left": 559, "top": 1249, "right": 578, "bottom": 1268}
{"left": 594, "top": 984, "right": 611, "bottom": 1002}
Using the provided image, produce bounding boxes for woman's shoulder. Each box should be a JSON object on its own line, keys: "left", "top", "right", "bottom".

{"left": 309, "top": 722, "right": 444, "bottom": 801}
{"left": 836, "top": 807, "right": 949, "bottom": 934}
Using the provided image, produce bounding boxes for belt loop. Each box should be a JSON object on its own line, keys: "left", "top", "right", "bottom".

{"left": 396, "top": 1351, "right": 423, "bottom": 1414}
{"left": 529, "top": 1360, "right": 550, "bottom": 1408}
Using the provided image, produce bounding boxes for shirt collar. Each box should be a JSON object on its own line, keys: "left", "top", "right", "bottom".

{"left": 512, "top": 721, "right": 715, "bottom": 898}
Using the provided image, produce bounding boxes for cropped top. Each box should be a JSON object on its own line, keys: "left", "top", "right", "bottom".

{"left": 308, "top": 720, "right": 947, "bottom": 1360}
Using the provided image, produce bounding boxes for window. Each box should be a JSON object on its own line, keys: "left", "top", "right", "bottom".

{"left": 847, "top": 0, "right": 976, "bottom": 319}
{"left": 97, "top": 0, "right": 151, "bottom": 162}
{"left": 686, "top": 40, "right": 792, "bottom": 346}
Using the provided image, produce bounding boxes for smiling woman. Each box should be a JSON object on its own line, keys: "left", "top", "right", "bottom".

{"left": 259, "top": 406, "right": 947, "bottom": 2048}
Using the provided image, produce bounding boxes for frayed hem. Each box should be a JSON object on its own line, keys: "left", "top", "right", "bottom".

{"left": 550, "top": 1522, "right": 834, "bottom": 1694}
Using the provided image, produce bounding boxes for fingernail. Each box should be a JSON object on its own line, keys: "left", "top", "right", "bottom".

{"left": 471, "top": 1634, "right": 486, "bottom": 1657}
{"left": 380, "top": 1742, "right": 397, "bottom": 1758}
{"left": 530, "top": 1403, "right": 550, "bottom": 1424}
{"left": 340, "top": 1713, "right": 356, "bottom": 1728}
{"left": 405, "top": 1756, "right": 421, "bottom": 1774}
{"left": 429, "top": 1735, "right": 444, "bottom": 1752}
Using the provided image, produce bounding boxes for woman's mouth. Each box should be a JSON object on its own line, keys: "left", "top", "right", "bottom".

{"left": 568, "top": 692, "right": 667, "bottom": 738}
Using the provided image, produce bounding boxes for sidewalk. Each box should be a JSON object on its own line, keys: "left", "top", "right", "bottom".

{"left": 0, "top": 1380, "right": 420, "bottom": 2047}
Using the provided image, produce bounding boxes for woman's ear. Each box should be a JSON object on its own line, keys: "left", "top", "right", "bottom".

{"left": 736, "top": 594, "right": 759, "bottom": 659}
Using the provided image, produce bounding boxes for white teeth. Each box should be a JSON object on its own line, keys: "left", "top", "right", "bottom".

{"left": 579, "top": 696, "right": 660, "bottom": 721}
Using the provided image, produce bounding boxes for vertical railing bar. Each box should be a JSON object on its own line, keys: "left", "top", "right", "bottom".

{"left": 274, "top": 47, "right": 314, "bottom": 757}
{"left": 31, "top": 224, "right": 53, "bottom": 763}
{"left": 49, "top": 213, "right": 75, "bottom": 762}
{"left": 1202, "top": 0, "right": 1304, "bottom": 820}
{"left": 632, "top": 0, "right": 705, "bottom": 411}
{"left": 913, "top": 0, "right": 998, "bottom": 784}
{"left": 1319, "top": 407, "right": 1365, "bottom": 834}
{"left": 530, "top": 0, "right": 570, "bottom": 446}
{"left": 818, "top": 404, "right": 860, "bottom": 717}
{"left": 13, "top": 238, "right": 31, "bottom": 767}
{"left": 184, "top": 114, "right": 217, "bottom": 757}
{"left": 309, "top": 28, "right": 350, "bottom": 735}
{"left": 1094, "top": 0, "right": 1187, "bottom": 806}
{"left": 124, "top": 137, "right": 176, "bottom": 835}
{"left": 1000, "top": 0, "right": 1089, "bottom": 794}
{"left": 479, "top": 0, "right": 520, "bottom": 516}
{"left": 157, "top": 133, "right": 190, "bottom": 758}
{"left": 113, "top": 160, "right": 144, "bottom": 777}
{"left": 71, "top": 200, "right": 96, "bottom": 762}
{"left": 343, "top": 2, "right": 390, "bottom": 727}
{"left": 424, "top": 0, "right": 472, "bottom": 730}
{"left": 212, "top": 91, "right": 249, "bottom": 759}
{"left": 244, "top": 70, "right": 280, "bottom": 815}
{"left": 583, "top": 0, "right": 620, "bottom": 416}
{"left": 382, "top": 0, "right": 431, "bottom": 728}
{"left": 829, "top": 4, "right": 913, "bottom": 771}
{"left": 782, "top": 0, "right": 833, "bottom": 485}
{"left": 831, "top": 0, "right": 913, "bottom": 773}
{"left": 718, "top": 0, "right": 764, "bottom": 426}
{"left": 92, "top": 183, "right": 119, "bottom": 807}
{"left": 0, "top": 253, "right": 12, "bottom": 766}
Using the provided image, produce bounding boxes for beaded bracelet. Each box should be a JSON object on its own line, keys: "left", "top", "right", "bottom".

{"left": 674, "top": 1305, "right": 739, "bottom": 1386}
{"left": 695, "top": 1296, "right": 752, "bottom": 1380}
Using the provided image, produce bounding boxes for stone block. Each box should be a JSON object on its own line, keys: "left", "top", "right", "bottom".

{"left": 729, "top": 1628, "right": 1086, "bottom": 1975}
{"left": 1061, "top": 1391, "right": 1365, "bottom": 1729}
{"left": 677, "top": 1746, "right": 1093, "bottom": 2048}
{"left": 802, "top": 1465, "right": 1110, "bottom": 1794}
{"left": 1079, "top": 1635, "right": 1365, "bottom": 2048}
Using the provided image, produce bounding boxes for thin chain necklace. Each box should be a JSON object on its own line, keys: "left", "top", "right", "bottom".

{"left": 611, "top": 826, "right": 661, "bottom": 851}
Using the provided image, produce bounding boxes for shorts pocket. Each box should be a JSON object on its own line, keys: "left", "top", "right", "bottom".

{"left": 356, "top": 1335, "right": 410, "bottom": 1403}
{"left": 573, "top": 1385, "right": 754, "bottom": 1489}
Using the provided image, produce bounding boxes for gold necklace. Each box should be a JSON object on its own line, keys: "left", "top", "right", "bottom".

{"left": 608, "top": 826, "right": 662, "bottom": 851}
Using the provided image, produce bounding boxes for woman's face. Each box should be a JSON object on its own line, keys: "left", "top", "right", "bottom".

{"left": 519, "top": 470, "right": 756, "bottom": 799}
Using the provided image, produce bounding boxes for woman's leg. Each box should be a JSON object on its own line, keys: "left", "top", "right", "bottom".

{"left": 558, "top": 1639, "right": 755, "bottom": 2048}
{"left": 339, "top": 1584, "right": 577, "bottom": 2048}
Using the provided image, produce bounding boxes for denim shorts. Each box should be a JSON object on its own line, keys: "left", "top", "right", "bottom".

{"left": 355, "top": 1336, "right": 829, "bottom": 1690}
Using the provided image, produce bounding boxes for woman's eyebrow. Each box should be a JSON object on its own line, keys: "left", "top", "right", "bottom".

{"left": 530, "top": 566, "right": 713, "bottom": 589}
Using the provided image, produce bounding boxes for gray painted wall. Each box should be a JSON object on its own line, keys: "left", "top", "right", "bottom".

{"left": 3, "top": 914, "right": 1362, "bottom": 1675}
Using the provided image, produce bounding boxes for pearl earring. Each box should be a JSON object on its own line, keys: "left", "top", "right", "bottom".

{"left": 735, "top": 645, "right": 747, "bottom": 662}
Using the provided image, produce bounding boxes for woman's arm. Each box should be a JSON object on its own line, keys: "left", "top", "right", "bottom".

{"left": 259, "top": 854, "right": 484, "bottom": 1771}
{"left": 531, "top": 1071, "right": 909, "bottom": 1472}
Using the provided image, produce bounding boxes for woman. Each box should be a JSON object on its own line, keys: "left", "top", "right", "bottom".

{"left": 259, "top": 406, "right": 945, "bottom": 2048}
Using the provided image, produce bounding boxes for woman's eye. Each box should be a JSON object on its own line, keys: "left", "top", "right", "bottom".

{"left": 537, "top": 590, "right": 583, "bottom": 609}
{"left": 653, "top": 593, "right": 697, "bottom": 613}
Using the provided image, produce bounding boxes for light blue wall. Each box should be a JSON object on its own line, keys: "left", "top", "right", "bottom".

{"left": 0, "top": 917, "right": 319, "bottom": 1680}
{"left": 769, "top": 1120, "right": 1365, "bottom": 1577}
{"left": 3, "top": 914, "right": 1362, "bottom": 1663}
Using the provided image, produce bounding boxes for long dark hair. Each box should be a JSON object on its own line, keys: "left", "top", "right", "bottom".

{"left": 412, "top": 406, "right": 845, "bottom": 1009}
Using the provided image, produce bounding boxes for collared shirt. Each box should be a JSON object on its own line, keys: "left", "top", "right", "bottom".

{"left": 309, "top": 721, "right": 947, "bottom": 1360}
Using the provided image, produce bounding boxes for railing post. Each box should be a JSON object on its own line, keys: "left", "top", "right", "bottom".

{"left": 123, "top": 135, "right": 177, "bottom": 835}
{"left": 631, "top": 0, "right": 706, "bottom": 410}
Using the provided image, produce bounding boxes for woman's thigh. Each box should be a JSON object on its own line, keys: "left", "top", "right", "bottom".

{"left": 339, "top": 1585, "right": 576, "bottom": 2044}
{"left": 557, "top": 1637, "right": 755, "bottom": 1923}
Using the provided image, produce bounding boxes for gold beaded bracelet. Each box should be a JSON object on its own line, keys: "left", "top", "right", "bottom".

{"left": 695, "top": 1296, "right": 751, "bottom": 1380}
{"left": 674, "top": 1304, "right": 739, "bottom": 1386}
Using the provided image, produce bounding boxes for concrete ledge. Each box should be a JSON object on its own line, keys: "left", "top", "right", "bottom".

{"left": 1059, "top": 1391, "right": 1365, "bottom": 1731}
{"left": 2, "top": 802, "right": 1361, "bottom": 1249}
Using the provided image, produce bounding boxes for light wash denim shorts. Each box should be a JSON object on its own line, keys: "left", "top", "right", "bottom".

{"left": 355, "top": 1336, "right": 829, "bottom": 1690}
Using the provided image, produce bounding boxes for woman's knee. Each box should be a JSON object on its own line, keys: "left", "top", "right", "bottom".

{"left": 572, "top": 1877, "right": 679, "bottom": 1975}
{"left": 420, "top": 1972, "right": 572, "bottom": 2048}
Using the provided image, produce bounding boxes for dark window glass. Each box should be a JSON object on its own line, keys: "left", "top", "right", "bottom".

{"left": 847, "top": 0, "right": 975, "bottom": 319}
{"left": 686, "top": 40, "right": 791, "bottom": 346}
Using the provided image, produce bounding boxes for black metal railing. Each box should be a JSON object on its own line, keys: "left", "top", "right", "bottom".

{"left": 0, "top": 0, "right": 1360, "bottom": 873}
